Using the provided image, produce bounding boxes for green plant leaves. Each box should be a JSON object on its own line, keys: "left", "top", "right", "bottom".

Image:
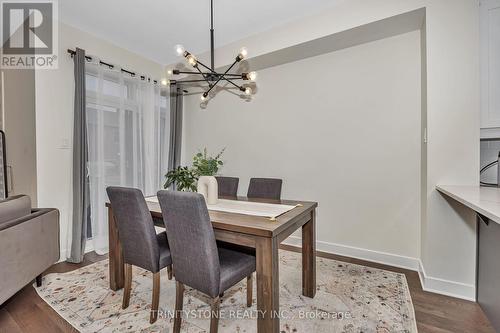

{"left": 163, "top": 148, "right": 226, "bottom": 191}
{"left": 164, "top": 166, "right": 198, "bottom": 192}
{"left": 192, "top": 147, "right": 225, "bottom": 177}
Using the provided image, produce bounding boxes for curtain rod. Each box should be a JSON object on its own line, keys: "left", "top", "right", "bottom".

{"left": 67, "top": 49, "right": 159, "bottom": 85}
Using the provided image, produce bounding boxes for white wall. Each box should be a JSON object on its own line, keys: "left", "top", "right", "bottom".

{"left": 178, "top": 0, "right": 480, "bottom": 300}
{"left": 35, "top": 22, "right": 164, "bottom": 259}
{"left": 183, "top": 31, "right": 422, "bottom": 259}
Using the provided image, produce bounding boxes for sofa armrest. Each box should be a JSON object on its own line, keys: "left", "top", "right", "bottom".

{"left": 0, "top": 208, "right": 58, "bottom": 231}
{"left": 0, "top": 208, "right": 60, "bottom": 305}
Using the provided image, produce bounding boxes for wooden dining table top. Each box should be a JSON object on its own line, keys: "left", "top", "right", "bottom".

{"left": 107, "top": 196, "right": 318, "bottom": 238}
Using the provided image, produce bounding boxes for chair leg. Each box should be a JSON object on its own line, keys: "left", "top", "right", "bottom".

{"left": 122, "top": 264, "right": 132, "bottom": 309}
{"left": 150, "top": 272, "right": 161, "bottom": 324}
{"left": 246, "top": 274, "right": 253, "bottom": 307}
{"left": 167, "top": 265, "right": 173, "bottom": 280}
{"left": 210, "top": 296, "right": 220, "bottom": 333}
{"left": 35, "top": 274, "right": 43, "bottom": 287}
{"left": 173, "top": 282, "right": 185, "bottom": 333}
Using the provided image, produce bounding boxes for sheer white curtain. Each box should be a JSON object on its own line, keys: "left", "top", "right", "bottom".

{"left": 84, "top": 60, "right": 170, "bottom": 254}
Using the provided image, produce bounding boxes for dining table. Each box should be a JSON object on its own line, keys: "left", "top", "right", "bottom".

{"left": 106, "top": 196, "right": 318, "bottom": 333}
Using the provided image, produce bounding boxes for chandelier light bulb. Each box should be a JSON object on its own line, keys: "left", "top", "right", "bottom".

{"left": 161, "top": 79, "right": 170, "bottom": 86}
{"left": 245, "top": 87, "right": 252, "bottom": 95}
{"left": 239, "top": 47, "right": 248, "bottom": 59}
{"left": 175, "top": 44, "right": 185, "bottom": 56}
{"left": 248, "top": 71, "right": 257, "bottom": 81}
{"left": 201, "top": 92, "right": 208, "bottom": 101}
{"left": 186, "top": 54, "right": 197, "bottom": 66}
{"left": 166, "top": 69, "right": 173, "bottom": 76}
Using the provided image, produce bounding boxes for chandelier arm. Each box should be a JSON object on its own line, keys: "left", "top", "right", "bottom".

{"left": 194, "top": 65, "right": 212, "bottom": 86}
{"left": 176, "top": 79, "right": 211, "bottom": 83}
{"left": 174, "top": 70, "right": 240, "bottom": 77}
{"left": 196, "top": 60, "right": 217, "bottom": 74}
{"left": 204, "top": 59, "right": 239, "bottom": 95}
{"left": 221, "top": 78, "right": 243, "bottom": 90}
{"left": 175, "top": 70, "right": 205, "bottom": 75}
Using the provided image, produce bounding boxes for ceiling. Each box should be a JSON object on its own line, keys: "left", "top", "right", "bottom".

{"left": 59, "top": 0, "right": 346, "bottom": 65}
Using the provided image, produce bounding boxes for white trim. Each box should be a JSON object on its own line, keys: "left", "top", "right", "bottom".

{"left": 417, "top": 260, "right": 476, "bottom": 301}
{"left": 480, "top": 127, "right": 500, "bottom": 139}
{"left": 283, "top": 236, "right": 420, "bottom": 271}
{"left": 283, "top": 236, "right": 476, "bottom": 301}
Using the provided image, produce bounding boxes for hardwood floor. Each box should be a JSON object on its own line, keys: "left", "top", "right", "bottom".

{"left": 0, "top": 253, "right": 103, "bottom": 333}
{"left": 0, "top": 248, "right": 494, "bottom": 333}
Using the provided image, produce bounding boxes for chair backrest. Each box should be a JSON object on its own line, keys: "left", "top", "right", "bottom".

{"left": 106, "top": 187, "right": 161, "bottom": 273}
{"left": 157, "top": 190, "right": 221, "bottom": 298}
{"left": 247, "top": 178, "right": 283, "bottom": 200}
{"left": 215, "top": 176, "right": 239, "bottom": 197}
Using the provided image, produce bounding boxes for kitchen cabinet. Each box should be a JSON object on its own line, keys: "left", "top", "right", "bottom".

{"left": 481, "top": 0, "right": 500, "bottom": 138}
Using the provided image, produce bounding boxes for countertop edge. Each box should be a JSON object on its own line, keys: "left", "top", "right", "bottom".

{"left": 436, "top": 185, "right": 500, "bottom": 225}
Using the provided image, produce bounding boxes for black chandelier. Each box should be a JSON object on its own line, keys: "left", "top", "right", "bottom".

{"left": 167, "top": 0, "right": 257, "bottom": 101}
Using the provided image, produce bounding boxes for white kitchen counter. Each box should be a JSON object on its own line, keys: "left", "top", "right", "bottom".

{"left": 437, "top": 185, "right": 500, "bottom": 328}
{"left": 436, "top": 185, "right": 500, "bottom": 225}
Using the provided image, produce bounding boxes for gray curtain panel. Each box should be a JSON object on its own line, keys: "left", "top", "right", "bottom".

{"left": 68, "top": 48, "right": 90, "bottom": 263}
{"left": 168, "top": 84, "right": 183, "bottom": 172}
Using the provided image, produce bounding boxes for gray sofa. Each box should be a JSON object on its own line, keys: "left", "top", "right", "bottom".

{"left": 0, "top": 195, "right": 60, "bottom": 305}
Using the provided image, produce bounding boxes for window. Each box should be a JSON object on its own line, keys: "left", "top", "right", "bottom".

{"left": 84, "top": 64, "right": 169, "bottom": 253}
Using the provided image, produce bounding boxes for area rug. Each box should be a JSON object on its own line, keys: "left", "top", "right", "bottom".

{"left": 35, "top": 251, "right": 417, "bottom": 333}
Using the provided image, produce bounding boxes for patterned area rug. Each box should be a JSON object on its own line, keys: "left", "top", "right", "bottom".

{"left": 35, "top": 251, "right": 417, "bottom": 332}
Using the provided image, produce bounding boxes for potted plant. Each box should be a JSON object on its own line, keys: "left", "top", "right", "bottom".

{"left": 192, "top": 148, "right": 225, "bottom": 204}
{"left": 164, "top": 166, "right": 198, "bottom": 192}
{"left": 192, "top": 148, "right": 225, "bottom": 177}
{"left": 163, "top": 148, "right": 225, "bottom": 201}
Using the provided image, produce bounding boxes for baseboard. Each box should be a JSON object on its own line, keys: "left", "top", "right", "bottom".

{"left": 283, "top": 236, "right": 420, "bottom": 271}
{"left": 417, "top": 260, "right": 476, "bottom": 301}
{"left": 284, "top": 236, "right": 476, "bottom": 301}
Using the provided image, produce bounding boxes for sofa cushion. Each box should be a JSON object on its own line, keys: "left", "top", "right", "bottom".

{"left": 0, "top": 195, "right": 31, "bottom": 226}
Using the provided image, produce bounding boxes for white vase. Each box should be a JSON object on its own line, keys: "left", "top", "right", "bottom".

{"left": 197, "top": 175, "right": 218, "bottom": 205}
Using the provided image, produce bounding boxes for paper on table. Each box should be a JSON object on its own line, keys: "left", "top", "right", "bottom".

{"left": 145, "top": 196, "right": 297, "bottom": 219}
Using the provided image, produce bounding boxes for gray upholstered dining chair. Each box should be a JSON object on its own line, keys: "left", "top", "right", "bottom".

{"left": 106, "top": 186, "right": 172, "bottom": 324}
{"left": 157, "top": 190, "right": 255, "bottom": 333}
{"left": 247, "top": 177, "right": 283, "bottom": 200}
{"left": 215, "top": 176, "right": 239, "bottom": 197}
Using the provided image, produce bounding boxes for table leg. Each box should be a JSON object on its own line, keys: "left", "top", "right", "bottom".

{"left": 302, "top": 209, "right": 316, "bottom": 298}
{"left": 108, "top": 206, "right": 124, "bottom": 291}
{"left": 256, "top": 236, "right": 280, "bottom": 333}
